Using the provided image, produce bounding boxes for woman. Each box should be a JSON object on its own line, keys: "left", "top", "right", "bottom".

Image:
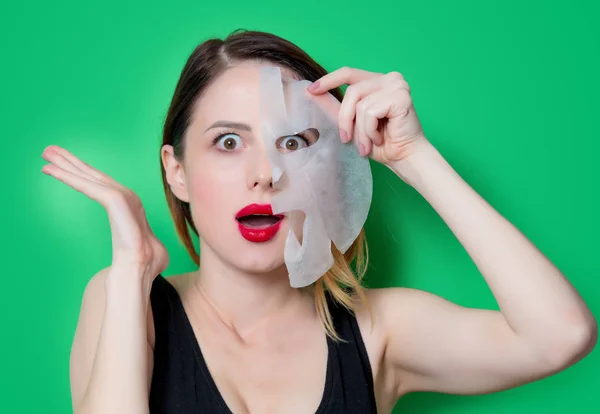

{"left": 41, "top": 30, "right": 597, "bottom": 414}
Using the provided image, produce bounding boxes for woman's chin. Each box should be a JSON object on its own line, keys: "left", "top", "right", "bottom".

{"left": 198, "top": 224, "right": 289, "bottom": 276}
{"left": 233, "top": 255, "right": 287, "bottom": 276}
{"left": 231, "top": 229, "right": 289, "bottom": 275}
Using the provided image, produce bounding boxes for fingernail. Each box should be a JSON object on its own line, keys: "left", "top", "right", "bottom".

{"left": 359, "top": 143, "right": 366, "bottom": 156}
{"left": 308, "top": 81, "right": 320, "bottom": 92}
{"left": 339, "top": 129, "right": 349, "bottom": 143}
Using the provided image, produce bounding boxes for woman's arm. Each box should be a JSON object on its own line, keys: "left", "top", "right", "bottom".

{"left": 41, "top": 145, "right": 168, "bottom": 414}
{"left": 376, "top": 140, "right": 597, "bottom": 397}
{"left": 308, "top": 65, "right": 596, "bottom": 398}
{"left": 70, "top": 265, "right": 154, "bottom": 414}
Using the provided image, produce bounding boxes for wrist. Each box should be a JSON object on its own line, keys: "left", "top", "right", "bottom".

{"left": 105, "top": 264, "right": 152, "bottom": 294}
{"left": 387, "top": 138, "right": 446, "bottom": 188}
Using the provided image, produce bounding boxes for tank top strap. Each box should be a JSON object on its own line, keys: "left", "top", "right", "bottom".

{"left": 323, "top": 290, "right": 378, "bottom": 412}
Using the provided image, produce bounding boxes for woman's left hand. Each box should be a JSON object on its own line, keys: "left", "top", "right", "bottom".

{"left": 308, "top": 66, "right": 430, "bottom": 166}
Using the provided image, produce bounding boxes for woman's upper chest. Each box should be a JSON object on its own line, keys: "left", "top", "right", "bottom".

{"left": 178, "top": 281, "right": 332, "bottom": 413}
{"left": 150, "top": 274, "right": 395, "bottom": 413}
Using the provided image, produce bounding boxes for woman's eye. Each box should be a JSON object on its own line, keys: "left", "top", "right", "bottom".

{"left": 275, "top": 129, "right": 319, "bottom": 153}
{"left": 215, "top": 133, "right": 242, "bottom": 151}
{"left": 278, "top": 135, "right": 308, "bottom": 152}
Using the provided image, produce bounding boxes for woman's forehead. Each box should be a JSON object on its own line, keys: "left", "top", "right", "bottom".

{"left": 193, "top": 62, "right": 300, "bottom": 126}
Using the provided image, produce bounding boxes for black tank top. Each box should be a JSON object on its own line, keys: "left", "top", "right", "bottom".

{"left": 148, "top": 274, "right": 378, "bottom": 413}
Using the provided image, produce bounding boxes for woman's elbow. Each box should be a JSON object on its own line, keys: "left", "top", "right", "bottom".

{"left": 543, "top": 315, "right": 598, "bottom": 371}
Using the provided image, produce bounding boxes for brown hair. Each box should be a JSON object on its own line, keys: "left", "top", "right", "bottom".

{"left": 159, "top": 29, "right": 370, "bottom": 341}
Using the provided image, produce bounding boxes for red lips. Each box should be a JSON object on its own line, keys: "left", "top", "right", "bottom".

{"left": 235, "top": 204, "right": 284, "bottom": 243}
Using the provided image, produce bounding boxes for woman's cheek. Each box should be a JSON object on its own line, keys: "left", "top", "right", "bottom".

{"left": 187, "top": 158, "right": 244, "bottom": 216}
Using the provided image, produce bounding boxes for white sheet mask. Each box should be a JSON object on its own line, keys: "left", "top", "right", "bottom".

{"left": 259, "top": 65, "right": 373, "bottom": 288}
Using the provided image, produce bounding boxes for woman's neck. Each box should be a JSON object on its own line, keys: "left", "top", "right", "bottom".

{"left": 186, "top": 244, "right": 315, "bottom": 344}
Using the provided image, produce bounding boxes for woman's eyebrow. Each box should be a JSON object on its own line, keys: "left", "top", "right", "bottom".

{"left": 204, "top": 120, "right": 252, "bottom": 132}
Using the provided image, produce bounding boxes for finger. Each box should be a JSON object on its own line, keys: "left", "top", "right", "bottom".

{"left": 353, "top": 101, "right": 373, "bottom": 157}
{"left": 359, "top": 88, "right": 398, "bottom": 147}
{"left": 42, "top": 163, "right": 112, "bottom": 206}
{"left": 357, "top": 91, "right": 385, "bottom": 145}
{"left": 43, "top": 145, "right": 115, "bottom": 184}
{"left": 42, "top": 147, "right": 102, "bottom": 184}
{"left": 308, "top": 66, "right": 379, "bottom": 95}
{"left": 338, "top": 74, "right": 389, "bottom": 143}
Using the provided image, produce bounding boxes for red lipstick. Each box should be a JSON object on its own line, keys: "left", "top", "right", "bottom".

{"left": 235, "top": 204, "right": 284, "bottom": 243}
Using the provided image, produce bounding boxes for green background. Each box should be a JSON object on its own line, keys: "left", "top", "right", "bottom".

{"left": 2, "top": 0, "right": 598, "bottom": 412}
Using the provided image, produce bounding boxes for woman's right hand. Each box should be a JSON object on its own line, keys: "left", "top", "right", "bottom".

{"left": 41, "top": 145, "right": 170, "bottom": 283}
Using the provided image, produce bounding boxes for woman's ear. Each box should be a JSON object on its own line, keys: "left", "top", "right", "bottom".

{"left": 161, "top": 145, "right": 190, "bottom": 203}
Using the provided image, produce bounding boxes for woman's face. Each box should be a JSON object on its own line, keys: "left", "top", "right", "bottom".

{"left": 163, "top": 60, "right": 304, "bottom": 274}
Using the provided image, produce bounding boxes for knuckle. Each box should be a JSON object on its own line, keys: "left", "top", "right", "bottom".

{"left": 386, "top": 71, "right": 404, "bottom": 81}
{"left": 339, "top": 66, "right": 351, "bottom": 75}
{"left": 355, "top": 100, "right": 366, "bottom": 114}
{"left": 395, "top": 79, "right": 410, "bottom": 91}
{"left": 394, "top": 84, "right": 411, "bottom": 97}
{"left": 345, "top": 84, "right": 357, "bottom": 99}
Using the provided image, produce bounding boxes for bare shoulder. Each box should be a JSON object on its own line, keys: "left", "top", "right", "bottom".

{"left": 353, "top": 287, "right": 391, "bottom": 377}
{"left": 352, "top": 287, "right": 419, "bottom": 413}
{"left": 162, "top": 272, "right": 192, "bottom": 293}
{"left": 353, "top": 286, "right": 425, "bottom": 357}
{"left": 354, "top": 286, "right": 420, "bottom": 343}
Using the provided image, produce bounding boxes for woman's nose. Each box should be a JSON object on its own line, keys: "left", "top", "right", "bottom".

{"left": 247, "top": 150, "right": 274, "bottom": 190}
{"left": 253, "top": 170, "right": 273, "bottom": 189}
